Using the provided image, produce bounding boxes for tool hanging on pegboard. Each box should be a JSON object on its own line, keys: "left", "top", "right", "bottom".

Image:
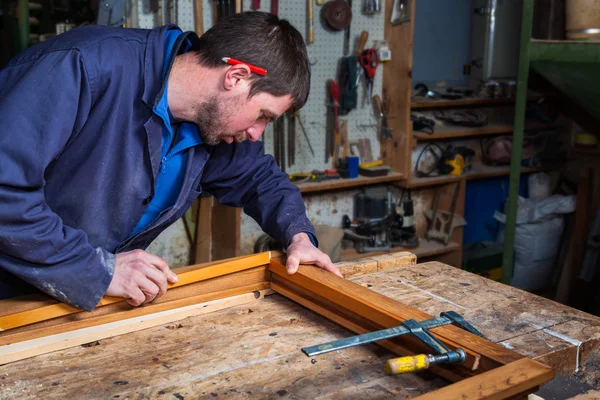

{"left": 307, "top": 0, "right": 314, "bottom": 44}
{"left": 273, "top": 117, "right": 286, "bottom": 172}
{"left": 296, "top": 112, "right": 315, "bottom": 157}
{"left": 175, "top": 0, "right": 385, "bottom": 174}
{"left": 168, "top": 0, "right": 178, "bottom": 25}
{"left": 359, "top": 48, "right": 379, "bottom": 102}
{"left": 214, "top": 0, "right": 241, "bottom": 23}
{"left": 287, "top": 113, "right": 296, "bottom": 168}
{"left": 338, "top": 56, "right": 357, "bottom": 115}
{"left": 372, "top": 93, "right": 392, "bottom": 140}
{"left": 321, "top": 0, "right": 352, "bottom": 31}
{"left": 343, "top": 0, "right": 352, "bottom": 55}
{"left": 363, "top": 0, "right": 380, "bottom": 15}
{"left": 326, "top": 79, "right": 340, "bottom": 166}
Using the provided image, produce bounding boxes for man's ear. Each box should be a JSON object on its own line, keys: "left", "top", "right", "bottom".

{"left": 223, "top": 64, "right": 252, "bottom": 91}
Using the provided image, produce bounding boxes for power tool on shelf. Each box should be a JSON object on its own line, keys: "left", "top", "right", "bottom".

{"left": 342, "top": 187, "right": 418, "bottom": 253}
{"left": 342, "top": 187, "right": 400, "bottom": 253}
{"left": 415, "top": 143, "right": 475, "bottom": 177}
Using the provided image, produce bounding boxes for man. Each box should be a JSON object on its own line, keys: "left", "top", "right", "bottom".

{"left": 0, "top": 12, "right": 342, "bottom": 311}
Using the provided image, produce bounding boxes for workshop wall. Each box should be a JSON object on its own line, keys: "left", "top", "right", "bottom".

{"left": 240, "top": 186, "right": 434, "bottom": 255}
{"left": 138, "top": 0, "right": 391, "bottom": 264}
{"left": 203, "top": 0, "right": 386, "bottom": 175}
{"left": 412, "top": 0, "right": 473, "bottom": 88}
{"left": 217, "top": 1, "right": 388, "bottom": 254}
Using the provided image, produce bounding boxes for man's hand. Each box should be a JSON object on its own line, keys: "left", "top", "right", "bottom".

{"left": 286, "top": 233, "right": 343, "bottom": 278}
{"left": 106, "top": 250, "right": 179, "bottom": 307}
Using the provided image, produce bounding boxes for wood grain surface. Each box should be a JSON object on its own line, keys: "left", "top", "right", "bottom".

{"left": 0, "top": 294, "right": 447, "bottom": 399}
{"left": 0, "top": 252, "right": 270, "bottom": 331}
{"left": 1, "top": 256, "right": 598, "bottom": 398}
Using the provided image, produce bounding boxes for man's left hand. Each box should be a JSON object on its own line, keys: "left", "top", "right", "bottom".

{"left": 285, "top": 233, "right": 343, "bottom": 278}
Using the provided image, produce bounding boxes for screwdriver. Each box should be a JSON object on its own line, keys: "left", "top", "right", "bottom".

{"left": 330, "top": 80, "right": 341, "bottom": 166}
{"left": 355, "top": 31, "right": 369, "bottom": 56}
{"left": 330, "top": 79, "right": 340, "bottom": 133}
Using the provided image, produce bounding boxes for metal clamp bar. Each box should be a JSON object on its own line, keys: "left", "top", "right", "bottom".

{"left": 402, "top": 319, "right": 450, "bottom": 355}
{"left": 441, "top": 311, "right": 487, "bottom": 339}
{"left": 302, "top": 316, "right": 450, "bottom": 357}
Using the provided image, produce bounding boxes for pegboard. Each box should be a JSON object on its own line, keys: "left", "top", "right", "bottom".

{"left": 136, "top": 0, "right": 196, "bottom": 31}
{"left": 222, "top": 0, "right": 387, "bottom": 174}
{"left": 135, "top": 0, "right": 387, "bottom": 174}
{"left": 133, "top": 0, "right": 390, "bottom": 255}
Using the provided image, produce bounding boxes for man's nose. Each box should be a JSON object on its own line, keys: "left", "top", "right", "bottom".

{"left": 246, "top": 121, "right": 267, "bottom": 142}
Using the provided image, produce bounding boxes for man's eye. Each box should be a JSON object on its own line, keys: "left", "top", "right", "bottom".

{"left": 259, "top": 114, "right": 273, "bottom": 123}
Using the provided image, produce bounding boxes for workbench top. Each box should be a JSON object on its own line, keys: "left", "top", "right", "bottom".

{"left": 1, "top": 255, "right": 599, "bottom": 399}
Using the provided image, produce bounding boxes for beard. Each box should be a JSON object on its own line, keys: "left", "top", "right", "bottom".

{"left": 191, "top": 94, "right": 246, "bottom": 145}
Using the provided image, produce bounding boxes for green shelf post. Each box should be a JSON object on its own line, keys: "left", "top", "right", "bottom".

{"left": 16, "top": 0, "right": 30, "bottom": 51}
{"left": 502, "top": 0, "right": 535, "bottom": 284}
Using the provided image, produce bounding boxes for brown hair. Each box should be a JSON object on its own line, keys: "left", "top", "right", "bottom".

{"left": 190, "top": 12, "right": 311, "bottom": 112}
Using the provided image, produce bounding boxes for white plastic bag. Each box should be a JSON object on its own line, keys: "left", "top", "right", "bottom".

{"left": 494, "top": 195, "right": 576, "bottom": 291}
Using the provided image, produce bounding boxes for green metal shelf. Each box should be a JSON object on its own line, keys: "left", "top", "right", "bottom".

{"left": 530, "top": 40, "right": 600, "bottom": 63}
{"left": 529, "top": 40, "right": 600, "bottom": 123}
{"left": 503, "top": 0, "right": 600, "bottom": 285}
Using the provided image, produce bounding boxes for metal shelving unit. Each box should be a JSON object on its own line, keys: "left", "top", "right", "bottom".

{"left": 502, "top": 0, "right": 600, "bottom": 284}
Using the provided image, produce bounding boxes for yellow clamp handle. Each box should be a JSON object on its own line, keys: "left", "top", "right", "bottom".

{"left": 384, "top": 354, "right": 430, "bottom": 375}
{"left": 359, "top": 160, "right": 383, "bottom": 169}
{"left": 289, "top": 173, "right": 315, "bottom": 180}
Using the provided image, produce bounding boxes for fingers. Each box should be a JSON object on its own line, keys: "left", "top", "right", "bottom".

{"left": 143, "top": 266, "right": 168, "bottom": 300}
{"left": 139, "top": 251, "right": 179, "bottom": 284}
{"left": 286, "top": 255, "right": 300, "bottom": 275}
{"left": 109, "top": 250, "right": 177, "bottom": 306}
{"left": 125, "top": 288, "right": 146, "bottom": 307}
{"left": 319, "top": 262, "right": 344, "bottom": 278}
{"left": 313, "top": 254, "right": 344, "bottom": 278}
{"left": 286, "top": 245, "right": 345, "bottom": 279}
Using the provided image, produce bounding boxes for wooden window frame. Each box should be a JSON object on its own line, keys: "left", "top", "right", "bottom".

{"left": 0, "top": 252, "right": 553, "bottom": 399}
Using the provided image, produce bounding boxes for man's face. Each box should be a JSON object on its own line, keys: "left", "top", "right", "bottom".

{"left": 191, "top": 91, "right": 293, "bottom": 146}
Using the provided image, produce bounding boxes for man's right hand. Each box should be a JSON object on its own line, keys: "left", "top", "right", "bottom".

{"left": 106, "top": 250, "right": 179, "bottom": 307}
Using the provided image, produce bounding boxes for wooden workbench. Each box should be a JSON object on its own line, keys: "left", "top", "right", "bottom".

{"left": 1, "top": 254, "right": 599, "bottom": 399}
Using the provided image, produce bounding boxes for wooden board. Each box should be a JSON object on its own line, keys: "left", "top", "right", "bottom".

{"left": 399, "top": 165, "right": 545, "bottom": 188}
{"left": 0, "top": 256, "right": 556, "bottom": 399}
{"left": 5, "top": 254, "right": 598, "bottom": 398}
{"left": 0, "top": 252, "right": 270, "bottom": 331}
{"left": 340, "top": 239, "right": 460, "bottom": 263}
{"left": 383, "top": 0, "right": 414, "bottom": 176}
{"left": 268, "top": 258, "right": 524, "bottom": 373}
{"left": 293, "top": 172, "right": 404, "bottom": 194}
{"left": 415, "top": 358, "right": 553, "bottom": 400}
{"left": 0, "top": 294, "right": 448, "bottom": 399}
{"left": 0, "top": 290, "right": 270, "bottom": 365}
{"left": 0, "top": 267, "right": 270, "bottom": 363}
{"left": 411, "top": 106, "right": 556, "bottom": 141}
{"left": 410, "top": 94, "right": 545, "bottom": 109}
{"left": 413, "top": 122, "right": 556, "bottom": 140}
{"left": 348, "top": 261, "right": 600, "bottom": 377}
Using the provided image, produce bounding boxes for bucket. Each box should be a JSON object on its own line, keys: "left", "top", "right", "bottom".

{"left": 566, "top": 0, "right": 600, "bottom": 39}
